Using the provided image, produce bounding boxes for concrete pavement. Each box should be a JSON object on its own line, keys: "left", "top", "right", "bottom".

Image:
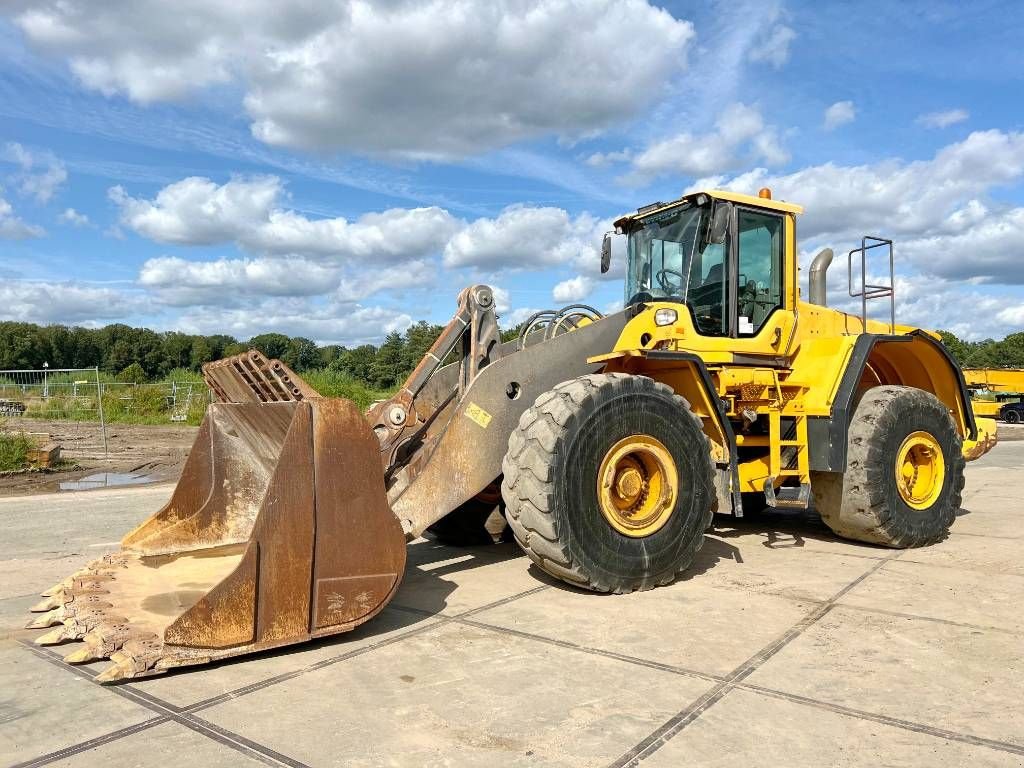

{"left": 1, "top": 436, "right": 1022, "bottom": 767}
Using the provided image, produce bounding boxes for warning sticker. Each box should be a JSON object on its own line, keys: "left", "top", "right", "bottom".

{"left": 465, "top": 402, "right": 493, "bottom": 428}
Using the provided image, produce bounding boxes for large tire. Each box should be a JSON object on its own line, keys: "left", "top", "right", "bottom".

{"left": 501, "top": 373, "right": 715, "bottom": 593}
{"left": 811, "top": 386, "right": 965, "bottom": 548}
{"left": 1005, "top": 409, "right": 1021, "bottom": 424}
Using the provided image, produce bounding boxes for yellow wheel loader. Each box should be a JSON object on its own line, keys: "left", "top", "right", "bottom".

{"left": 28, "top": 188, "right": 997, "bottom": 681}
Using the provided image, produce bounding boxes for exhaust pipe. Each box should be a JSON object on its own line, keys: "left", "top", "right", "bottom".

{"left": 809, "top": 248, "right": 834, "bottom": 306}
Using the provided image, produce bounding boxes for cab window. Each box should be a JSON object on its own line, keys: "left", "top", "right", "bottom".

{"left": 736, "top": 209, "right": 783, "bottom": 335}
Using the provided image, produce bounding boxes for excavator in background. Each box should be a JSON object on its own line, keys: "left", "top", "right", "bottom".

{"left": 28, "top": 188, "right": 997, "bottom": 682}
{"left": 964, "top": 368, "right": 1024, "bottom": 423}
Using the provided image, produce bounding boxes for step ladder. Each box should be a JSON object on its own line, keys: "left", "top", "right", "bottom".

{"left": 763, "top": 411, "right": 811, "bottom": 509}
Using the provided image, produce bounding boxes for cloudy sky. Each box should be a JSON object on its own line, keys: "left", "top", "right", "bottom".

{"left": 1, "top": 0, "right": 1022, "bottom": 343}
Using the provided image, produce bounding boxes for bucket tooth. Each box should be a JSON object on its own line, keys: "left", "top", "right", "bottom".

{"left": 95, "top": 659, "right": 130, "bottom": 684}
{"left": 25, "top": 607, "right": 67, "bottom": 629}
{"left": 35, "top": 625, "right": 76, "bottom": 646}
{"left": 64, "top": 632, "right": 109, "bottom": 664}
{"left": 30, "top": 593, "right": 64, "bottom": 613}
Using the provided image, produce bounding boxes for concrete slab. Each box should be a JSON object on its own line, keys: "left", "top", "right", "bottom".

{"left": 838, "top": 559, "right": 1024, "bottom": 633}
{"left": 0, "top": 641, "right": 151, "bottom": 766}
{"left": 392, "top": 540, "right": 549, "bottom": 616}
{"left": 641, "top": 687, "right": 1023, "bottom": 768}
{"left": 47, "top": 721, "right": 266, "bottom": 767}
{"left": 125, "top": 607, "right": 441, "bottom": 709}
{"left": 897, "top": 533, "right": 1024, "bottom": 576}
{"left": 472, "top": 573, "right": 823, "bottom": 678}
{"left": 199, "top": 621, "right": 715, "bottom": 768}
{"left": 687, "top": 535, "right": 882, "bottom": 603}
{"left": 746, "top": 606, "right": 1024, "bottom": 747}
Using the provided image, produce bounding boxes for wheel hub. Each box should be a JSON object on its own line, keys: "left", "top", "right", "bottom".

{"left": 597, "top": 435, "right": 678, "bottom": 537}
{"left": 894, "top": 430, "right": 945, "bottom": 510}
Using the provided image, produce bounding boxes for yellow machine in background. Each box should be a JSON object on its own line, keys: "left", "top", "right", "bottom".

{"left": 964, "top": 368, "right": 1024, "bottom": 421}
{"left": 29, "top": 188, "right": 995, "bottom": 681}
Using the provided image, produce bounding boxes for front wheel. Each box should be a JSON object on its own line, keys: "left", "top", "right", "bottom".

{"left": 501, "top": 373, "right": 715, "bottom": 593}
{"left": 812, "top": 386, "right": 964, "bottom": 548}
{"left": 1005, "top": 409, "right": 1021, "bottom": 424}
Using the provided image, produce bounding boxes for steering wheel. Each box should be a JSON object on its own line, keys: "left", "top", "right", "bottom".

{"left": 655, "top": 268, "right": 686, "bottom": 294}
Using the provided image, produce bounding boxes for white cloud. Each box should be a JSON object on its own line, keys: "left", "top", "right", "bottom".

{"left": 58, "top": 207, "right": 89, "bottom": 226}
{"left": 176, "top": 300, "right": 414, "bottom": 346}
{"left": 139, "top": 256, "right": 342, "bottom": 306}
{"left": 491, "top": 286, "right": 511, "bottom": 314}
{"left": 501, "top": 306, "right": 543, "bottom": 328}
{"left": 0, "top": 192, "right": 44, "bottom": 239}
{"left": 698, "top": 130, "right": 1024, "bottom": 288}
{"left": 917, "top": 109, "right": 969, "bottom": 129}
{"left": 823, "top": 101, "right": 855, "bottom": 131}
{"left": 996, "top": 304, "right": 1024, "bottom": 326}
{"left": 619, "top": 103, "right": 789, "bottom": 184}
{"left": 16, "top": 0, "right": 695, "bottom": 158}
{"left": 0, "top": 281, "right": 138, "bottom": 323}
{"left": 748, "top": 24, "right": 796, "bottom": 69}
{"left": 2, "top": 142, "right": 67, "bottom": 202}
{"left": 111, "top": 176, "right": 460, "bottom": 261}
{"left": 552, "top": 275, "right": 595, "bottom": 303}
{"left": 443, "top": 205, "right": 605, "bottom": 272}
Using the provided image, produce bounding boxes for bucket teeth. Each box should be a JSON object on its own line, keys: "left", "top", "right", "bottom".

{"left": 95, "top": 660, "right": 130, "bottom": 684}
{"left": 25, "top": 607, "right": 67, "bottom": 629}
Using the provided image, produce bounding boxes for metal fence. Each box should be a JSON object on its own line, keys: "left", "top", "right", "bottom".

{"left": 0, "top": 366, "right": 108, "bottom": 457}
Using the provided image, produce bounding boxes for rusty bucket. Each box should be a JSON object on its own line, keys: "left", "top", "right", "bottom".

{"left": 28, "top": 395, "right": 406, "bottom": 681}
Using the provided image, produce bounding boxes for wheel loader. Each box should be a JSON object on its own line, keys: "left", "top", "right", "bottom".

{"left": 28, "top": 188, "right": 998, "bottom": 682}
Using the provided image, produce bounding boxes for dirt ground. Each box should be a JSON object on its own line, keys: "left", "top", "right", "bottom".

{"left": 0, "top": 418, "right": 197, "bottom": 496}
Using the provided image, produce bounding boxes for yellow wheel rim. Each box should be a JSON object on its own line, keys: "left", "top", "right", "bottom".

{"left": 597, "top": 435, "right": 678, "bottom": 537}
{"left": 894, "top": 431, "right": 945, "bottom": 510}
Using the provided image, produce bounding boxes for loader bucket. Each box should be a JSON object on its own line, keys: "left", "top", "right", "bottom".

{"left": 27, "top": 397, "right": 406, "bottom": 682}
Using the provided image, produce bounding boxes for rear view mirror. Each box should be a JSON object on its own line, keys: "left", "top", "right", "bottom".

{"left": 600, "top": 233, "right": 612, "bottom": 273}
{"left": 709, "top": 202, "right": 732, "bottom": 244}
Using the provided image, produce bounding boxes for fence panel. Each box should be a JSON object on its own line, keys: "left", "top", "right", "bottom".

{"left": 0, "top": 367, "right": 107, "bottom": 458}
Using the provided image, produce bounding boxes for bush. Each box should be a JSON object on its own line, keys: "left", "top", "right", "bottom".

{"left": 0, "top": 428, "right": 32, "bottom": 471}
{"left": 116, "top": 362, "right": 148, "bottom": 383}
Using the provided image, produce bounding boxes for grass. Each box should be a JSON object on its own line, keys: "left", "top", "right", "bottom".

{"left": 301, "top": 369, "right": 396, "bottom": 410}
{"left": 0, "top": 428, "right": 33, "bottom": 471}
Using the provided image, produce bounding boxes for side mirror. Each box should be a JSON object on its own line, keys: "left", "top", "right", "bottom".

{"left": 600, "top": 233, "right": 612, "bottom": 274}
{"left": 709, "top": 202, "right": 732, "bottom": 244}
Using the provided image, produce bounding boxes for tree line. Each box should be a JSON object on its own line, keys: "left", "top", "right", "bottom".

{"left": 0, "top": 320, "right": 1020, "bottom": 390}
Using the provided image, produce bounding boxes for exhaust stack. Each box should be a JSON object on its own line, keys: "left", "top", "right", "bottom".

{"left": 809, "top": 248, "right": 834, "bottom": 306}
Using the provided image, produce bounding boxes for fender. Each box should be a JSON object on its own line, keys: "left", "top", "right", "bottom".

{"left": 808, "top": 331, "right": 977, "bottom": 472}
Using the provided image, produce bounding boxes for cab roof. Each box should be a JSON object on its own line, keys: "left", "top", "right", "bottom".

{"left": 613, "top": 189, "right": 804, "bottom": 230}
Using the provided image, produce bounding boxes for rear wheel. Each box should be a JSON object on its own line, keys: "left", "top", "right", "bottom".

{"left": 811, "top": 386, "right": 964, "bottom": 547}
{"left": 501, "top": 373, "right": 715, "bottom": 593}
{"left": 1005, "top": 409, "right": 1021, "bottom": 424}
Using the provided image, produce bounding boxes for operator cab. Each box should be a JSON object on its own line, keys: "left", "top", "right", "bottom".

{"left": 608, "top": 190, "right": 798, "bottom": 338}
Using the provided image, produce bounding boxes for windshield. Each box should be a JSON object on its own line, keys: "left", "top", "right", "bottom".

{"left": 624, "top": 203, "right": 728, "bottom": 336}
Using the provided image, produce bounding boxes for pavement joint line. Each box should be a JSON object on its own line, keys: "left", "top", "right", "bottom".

{"left": 737, "top": 682, "right": 1024, "bottom": 758}
{"left": 606, "top": 552, "right": 900, "bottom": 767}
{"left": 455, "top": 615, "right": 726, "bottom": 684}
{"left": 18, "top": 641, "right": 309, "bottom": 768}
{"left": 182, "top": 583, "right": 551, "bottom": 714}
{"left": 9, "top": 715, "right": 168, "bottom": 768}
{"left": 949, "top": 530, "right": 1023, "bottom": 540}
{"left": 831, "top": 602, "right": 1022, "bottom": 636}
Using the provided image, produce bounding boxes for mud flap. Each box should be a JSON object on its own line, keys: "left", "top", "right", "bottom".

{"left": 28, "top": 398, "right": 406, "bottom": 681}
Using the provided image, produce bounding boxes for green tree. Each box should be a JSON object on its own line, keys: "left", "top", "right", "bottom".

{"left": 331, "top": 345, "right": 377, "bottom": 381}
{"left": 247, "top": 333, "right": 291, "bottom": 360}
{"left": 190, "top": 337, "right": 214, "bottom": 370}
{"left": 283, "top": 336, "right": 321, "bottom": 371}
{"left": 370, "top": 332, "right": 406, "bottom": 388}
{"left": 116, "top": 362, "right": 148, "bottom": 383}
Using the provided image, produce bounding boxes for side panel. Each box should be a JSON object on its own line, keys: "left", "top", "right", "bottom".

{"left": 807, "top": 332, "right": 976, "bottom": 472}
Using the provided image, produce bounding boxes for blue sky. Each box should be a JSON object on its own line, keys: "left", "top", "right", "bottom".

{"left": 1, "top": 0, "right": 1022, "bottom": 343}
